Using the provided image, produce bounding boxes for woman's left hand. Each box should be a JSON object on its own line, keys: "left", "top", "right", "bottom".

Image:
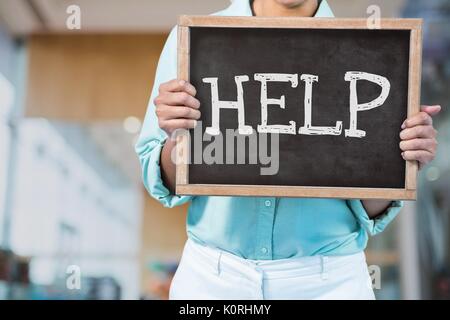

{"left": 400, "top": 105, "right": 441, "bottom": 169}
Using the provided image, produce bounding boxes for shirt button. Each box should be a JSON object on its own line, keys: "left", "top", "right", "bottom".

{"left": 261, "top": 247, "right": 268, "bottom": 254}
{"left": 264, "top": 200, "right": 272, "bottom": 207}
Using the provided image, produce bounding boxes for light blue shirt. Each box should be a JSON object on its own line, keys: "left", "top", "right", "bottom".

{"left": 136, "top": 0, "right": 403, "bottom": 260}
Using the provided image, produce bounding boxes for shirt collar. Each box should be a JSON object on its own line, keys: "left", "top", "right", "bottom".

{"left": 224, "top": 0, "right": 334, "bottom": 17}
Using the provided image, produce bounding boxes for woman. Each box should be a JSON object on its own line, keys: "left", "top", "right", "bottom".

{"left": 136, "top": 0, "right": 440, "bottom": 299}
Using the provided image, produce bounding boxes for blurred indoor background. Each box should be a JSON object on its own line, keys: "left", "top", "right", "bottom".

{"left": 0, "top": 0, "right": 449, "bottom": 300}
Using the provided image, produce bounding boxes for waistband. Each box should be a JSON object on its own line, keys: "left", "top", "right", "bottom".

{"left": 184, "top": 238, "right": 367, "bottom": 281}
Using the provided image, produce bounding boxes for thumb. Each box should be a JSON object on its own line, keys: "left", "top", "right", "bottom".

{"left": 421, "top": 105, "right": 441, "bottom": 116}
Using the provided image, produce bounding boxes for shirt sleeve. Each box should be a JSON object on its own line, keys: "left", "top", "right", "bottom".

{"left": 135, "top": 27, "right": 193, "bottom": 208}
{"left": 346, "top": 200, "right": 403, "bottom": 236}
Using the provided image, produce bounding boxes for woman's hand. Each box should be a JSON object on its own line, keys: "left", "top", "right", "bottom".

{"left": 155, "top": 79, "right": 200, "bottom": 192}
{"left": 154, "top": 79, "right": 201, "bottom": 136}
{"left": 400, "top": 105, "right": 441, "bottom": 169}
{"left": 364, "top": 105, "right": 441, "bottom": 219}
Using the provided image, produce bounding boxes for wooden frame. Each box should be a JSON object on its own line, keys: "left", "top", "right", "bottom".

{"left": 176, "top": 16, "right": 423, "bottom": 200}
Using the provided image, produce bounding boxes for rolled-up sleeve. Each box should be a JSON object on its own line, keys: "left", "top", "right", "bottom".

{"left": 347, "top": 200, "right": 403, "bottom": 236}
{"left": 135, "top": 27, "right": 193, "bottom": 208}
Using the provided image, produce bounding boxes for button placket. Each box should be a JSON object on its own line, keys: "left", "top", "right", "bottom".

{"left": 255, "top": 198, "right": 276, "bottom": 259}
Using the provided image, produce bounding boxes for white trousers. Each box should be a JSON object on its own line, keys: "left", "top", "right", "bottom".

{"left": 169, "top": 239, "right": 375, "bottom": 300}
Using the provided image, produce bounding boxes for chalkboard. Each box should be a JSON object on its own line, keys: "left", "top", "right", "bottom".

{"left": 176, "top": 16, "right": 422, "bottom": 200}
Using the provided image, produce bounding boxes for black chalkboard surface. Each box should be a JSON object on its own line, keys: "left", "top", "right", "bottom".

{"left": 176, "top": 17, "right": 422, "bottom": 200}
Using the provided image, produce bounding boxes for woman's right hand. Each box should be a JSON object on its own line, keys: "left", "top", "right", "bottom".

{"left": 154, "top": 79, "right": 201, "bottom": 136}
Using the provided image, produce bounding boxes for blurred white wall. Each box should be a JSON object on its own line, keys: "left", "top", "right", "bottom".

{"left": 8, "top": 119, "right": 142, "bottom": 299}
{"left": 0, "top": 74, "right": 14, "bottom": 234}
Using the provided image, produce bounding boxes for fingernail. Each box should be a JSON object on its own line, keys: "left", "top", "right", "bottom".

{"left": 401, "top": 123, "right": 406, "bottom": 129}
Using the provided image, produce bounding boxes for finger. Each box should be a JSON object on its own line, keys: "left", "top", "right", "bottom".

{"left": 402, "top": 150, "right": 434, "bottom": 164}
{"left": 421, "top": 105, "right": 441, "bottom": 116}
{"left": 159, "top": 119, "right": 198, "bottom": 132}
{"left": 156, "top": 92, "right": 200, "bottom": 109}
{"left": 182, "top": 82, "right": 197, "bottom": 97}
{"left": 400, "top": 125, "right": 436, "bottom": 140}
{"left": 399, "top": 138, "right": 437, "bottom": 153}
{"left": 156, "top": 105, "right": 201, "bottom": 120}
{"left": 159, "top": 79, "right": 183, "bottom": 93}
{"left": 159, "top": 79, "right": 197, "bottom": 96}
{"left": 401, "top": 111, "right": 432, "bottom": 129}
